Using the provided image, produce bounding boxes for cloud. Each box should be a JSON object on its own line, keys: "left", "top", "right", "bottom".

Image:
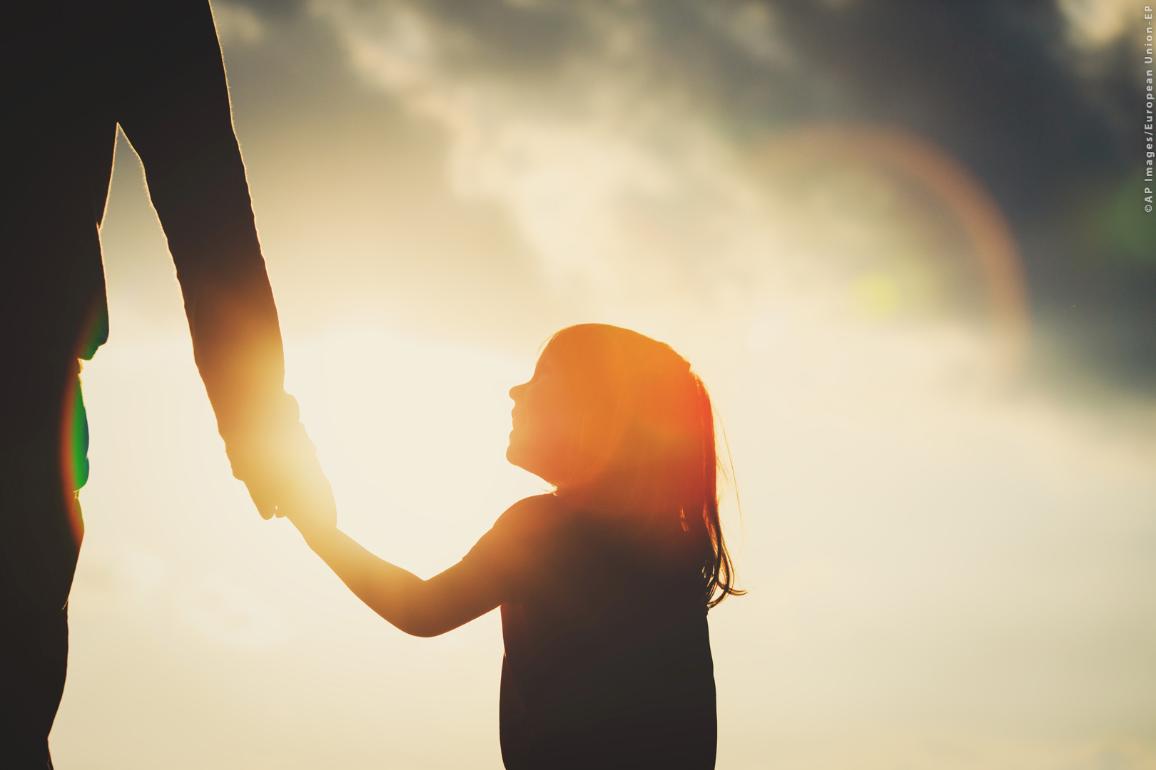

{"left": 308, "top": 0, "right": 758, "bottom": 299}
{"left": 213, "top": 1, "right": 267, "bottom": 46}
{"left": 224, "top": 0, "right": 1154, "bottom": 390}
{"left": 177, "top": 573, "right": 290, "bottom": 648}
{"left": 1057, "top": 0, "right": 1137, "bottom": 50}
{"left": 306, "top": 0, "right": 983, "bottom": 336}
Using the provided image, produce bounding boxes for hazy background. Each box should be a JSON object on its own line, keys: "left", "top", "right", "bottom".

{"left": 52, "top": 1, "right": 1155, "bottom": 768}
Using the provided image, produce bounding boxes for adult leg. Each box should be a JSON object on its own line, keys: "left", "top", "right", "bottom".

{"left": 0, "top": 373, "right": 86, "bottom": 768}
{"left": 0, "top": 603, "right": 70, "bottom": 768}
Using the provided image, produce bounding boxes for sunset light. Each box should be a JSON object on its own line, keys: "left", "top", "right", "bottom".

{"left": 6, "top": 2, "right": 1152, "bottom": 769}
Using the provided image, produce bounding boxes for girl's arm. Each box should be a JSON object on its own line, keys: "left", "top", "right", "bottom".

{"left": 296, "top": 523, "right": 504, "bottom": 638}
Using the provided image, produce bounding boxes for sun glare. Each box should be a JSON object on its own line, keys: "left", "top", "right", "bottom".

{"left": 284, "top": 324, "right": 548, "bottom": 573}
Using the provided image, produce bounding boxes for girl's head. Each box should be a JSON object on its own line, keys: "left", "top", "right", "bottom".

{"left": 507, "top": 323, "right": 741, "bottom": 607}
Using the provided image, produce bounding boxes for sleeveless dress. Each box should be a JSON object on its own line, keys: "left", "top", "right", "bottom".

{"left": 463, "top": 494, "right": 718, "bottom": 770}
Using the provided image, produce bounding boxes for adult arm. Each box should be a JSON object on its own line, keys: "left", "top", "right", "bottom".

{"left": 113, "top": 0, "right": 332, "bottom": 521}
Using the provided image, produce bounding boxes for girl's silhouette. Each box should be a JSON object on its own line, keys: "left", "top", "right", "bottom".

{"left": 290, "top": 323, "right": 742, "bottom": 769}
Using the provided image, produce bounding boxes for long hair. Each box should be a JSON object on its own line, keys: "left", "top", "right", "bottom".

{"left": 545, "top": 324, "right": 744, "bottom": 609}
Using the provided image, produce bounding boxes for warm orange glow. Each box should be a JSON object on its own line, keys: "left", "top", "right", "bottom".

{"left": 35, "top": 6, "right": 1154, "bottom": 768}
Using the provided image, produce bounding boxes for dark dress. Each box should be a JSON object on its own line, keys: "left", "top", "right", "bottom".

{"left": 463, "top": 494, "right": 717, "bottom": 770}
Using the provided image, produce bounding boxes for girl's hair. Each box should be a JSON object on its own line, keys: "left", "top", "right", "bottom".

{"left": 545, "top": 324, "right": 744, "bottom": 608}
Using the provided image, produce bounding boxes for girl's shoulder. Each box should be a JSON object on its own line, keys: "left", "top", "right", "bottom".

{"left": 504, "top": 492, "right": 560, "bottom": 516}
{"left": 491, "top": 493, "right": 563, "bottom": 538}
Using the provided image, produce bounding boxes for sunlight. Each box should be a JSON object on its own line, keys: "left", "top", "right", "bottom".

{"left": 35, "top": 3, "right": 1154, "bottom": 766}
{"left": 283, "top": 322, "right": 548, "bottom": 573}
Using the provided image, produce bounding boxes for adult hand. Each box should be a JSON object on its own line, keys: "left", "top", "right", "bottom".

{"left": 226, "top": 418, "right": 336, "bottom": 530}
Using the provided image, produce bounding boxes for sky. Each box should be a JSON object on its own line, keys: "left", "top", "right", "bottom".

{"left": 50, "top": 1, "right": 1156, "bottom": 768}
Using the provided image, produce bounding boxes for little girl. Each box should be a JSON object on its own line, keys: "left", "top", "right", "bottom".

{"left": 288, "top": 323, "right": 742, "bottom": 770}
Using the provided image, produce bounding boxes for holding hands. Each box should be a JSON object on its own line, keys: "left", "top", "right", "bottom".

{"left": 223, "top": 399, "right": 337, "bottom": 538}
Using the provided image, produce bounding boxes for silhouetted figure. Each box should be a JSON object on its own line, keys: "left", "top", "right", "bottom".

{"left": 289, "top": 324, "right": 742, "bottom": 769}
{"left": 0, "top": 3, "right": 332, "bottom": 765}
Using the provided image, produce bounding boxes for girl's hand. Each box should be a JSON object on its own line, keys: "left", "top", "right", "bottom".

{"left": 284, "top": 499, "right": 338, "bottom": 546}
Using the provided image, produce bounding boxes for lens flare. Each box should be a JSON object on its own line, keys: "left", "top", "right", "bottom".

{"left": 759, "top": 123, "right": 1030, "bottom": 367}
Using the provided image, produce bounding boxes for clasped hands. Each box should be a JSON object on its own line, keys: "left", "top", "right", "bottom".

{"left": 226, "top": 418, "right": 337, "bottom": 542}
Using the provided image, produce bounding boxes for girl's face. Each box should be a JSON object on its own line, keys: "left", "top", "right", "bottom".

{"left": 506, "top": 340, "right": 596, "bottom": 487}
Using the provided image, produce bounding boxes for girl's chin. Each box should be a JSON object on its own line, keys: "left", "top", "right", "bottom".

{"left": 505, "top": 441, "right": 528, "bottom": 468}
{"left": 506, "top": 444, "right": 549, "bottom": 481}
